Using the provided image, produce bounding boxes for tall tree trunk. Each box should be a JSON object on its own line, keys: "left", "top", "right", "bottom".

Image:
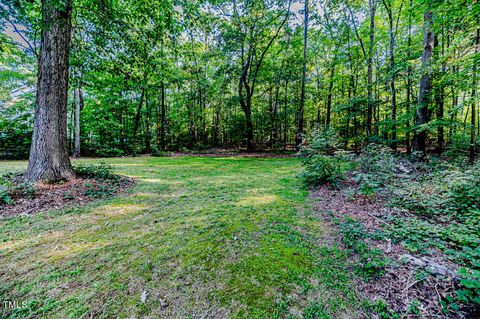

{"left": 435, "top": 32, "right": 445, "bottom": 153}
{"left": 133, "top": 86, "right": 146, "bottom": 138}
{"left": 412, "top": 10, "right": 434, "bottom": 153}
{"left": 469, "top": 27, "right": 479, "bottom": 164}
{"left": 27, "top": 0, "right": 74, "bottom": 182}
{"left": 326, "top": 63, "right": 335, "bottom": 127}
{"left": 366, "top": 0, "right": 376, "bottom": 136}
{"left": 270, "top": 84, "right": 280, "bottom": 148}
{"left": 382, "top": 0, "right": 397, "bottom": 150}
{"left": 144, "top": 88, "right": 152, "bottom": 153}
{"left": 406, "top": 0, "right": 413, "bottom": 154}
{"left": 296, "top": 0, "right": 308, "bottom": 149}
{"left": 73, "top": 87, "right": 83, "bottom": 158}
{"left": 160, "top": 80, "right": 166, "bottom": 150}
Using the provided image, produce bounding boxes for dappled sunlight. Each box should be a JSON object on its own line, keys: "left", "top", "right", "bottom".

{"left": 99, "top": 203, "right": 147, "bottom": 217}
{"left": 45, "top": 240, "right": 109, "bottom": 261}
{"left": 236, "top": 194, "right": 278, "bottom": 207}
{"left": 0, "top": 157, "right": 360, "bottom": 318}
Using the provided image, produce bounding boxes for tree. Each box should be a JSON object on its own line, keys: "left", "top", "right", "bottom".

{"left": 381, "top": 0, "right": 404, "bottom": 150}
{"left": 73, "top": 87, "right": 84, "bottom": 158}
{"left": 469, "top": 27, "right": 479, "bottom": 164}
{"left": 26, "top": 0, "right": 75, "bottom": 181}
{"left": 296, "top": 0, "right": 308, "bottom": 149}
{"left": 412, "top": 9, "right": 433, "bottom": 153}
{"left": 232, "top": 0, "right": 291, "bottom": 151}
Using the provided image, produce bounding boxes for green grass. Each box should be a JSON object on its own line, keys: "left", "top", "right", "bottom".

{"left": 0, "top": 157, "right": 358, "bottom": 318}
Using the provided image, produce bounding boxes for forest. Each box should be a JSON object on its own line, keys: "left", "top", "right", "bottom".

{"left": 0, "top": 0, "right": 479, "bottom": 318}
{"left": 0, "top": 0, "right": 477, "bottom": 159}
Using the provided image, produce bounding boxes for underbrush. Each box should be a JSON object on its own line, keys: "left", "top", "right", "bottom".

{"left": 299, "top": 132, "right": 480, "bottom": 315}
{"left": 1, "top": 162, "right": 132, "bottom": 215}
{"left": 298, "top": 129, "right": 352, "bottom": 187}
{"left": 0, "top": 172, "right": 36, "bottom": 205}
{"left": 333, "top": 215, "right": 387, "bottom": 280}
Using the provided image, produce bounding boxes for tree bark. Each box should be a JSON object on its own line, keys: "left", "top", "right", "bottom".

{"left": 27, "top": 0, "right": 75, "bottom": 182}
{"left": 412, "top": 10, "right": 434, "bottom": 153}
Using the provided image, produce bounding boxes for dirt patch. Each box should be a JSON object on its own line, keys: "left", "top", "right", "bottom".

{"left": 310, "top": 186, "right": 476, "bottom": 319}
{"left": 0, "top": 177, "right": 133, "bottom": 217}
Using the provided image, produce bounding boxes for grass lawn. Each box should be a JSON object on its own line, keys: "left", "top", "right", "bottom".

{"left": 0, "top": 157, "right": 359, "bottom": 318}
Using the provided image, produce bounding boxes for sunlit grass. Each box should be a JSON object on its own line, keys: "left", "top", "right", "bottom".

{"left": 0, "top": 156, "right": 359, "bottom": 318}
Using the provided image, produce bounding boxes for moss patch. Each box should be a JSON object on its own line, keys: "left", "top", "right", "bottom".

{"left": 0, "top": 157, "right": 359, "bottom": 318}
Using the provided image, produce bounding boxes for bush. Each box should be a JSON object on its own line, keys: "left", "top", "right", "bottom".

{"left": 298, "top": 129, "right": 347, "bottom": 186}
{"left": 94, "top": 148, "right": 124, "bottom": 157}
{"left": 398, "top": 165, "right": 480, "bottom": 219}
{"left": 298, "top": 128, "right": 340, "bottom": 158}
{"left": 299, "top": 155, "right": 346, "bottom": 186}
{"left": 73, "top": 162, "right": 117, "bottom": 180}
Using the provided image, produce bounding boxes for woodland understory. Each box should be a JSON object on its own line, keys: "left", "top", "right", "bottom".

{"left": 1, "top": 0, "right": 480, "bottom": 318}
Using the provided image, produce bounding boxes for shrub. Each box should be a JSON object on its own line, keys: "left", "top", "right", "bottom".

{"left": 299, "top": 155, "right": 346, "bottom": 186}
{"left": 74, "top": 162, "right": 116, "bottom": 180}
{"left": 298, "top": 129, "right": 347, "bottom": 186}
{"left": 94, "top": 148, "right": 124, "bottom": 157}
{"left": 298, "top": 128, "right": 340, "bottom": 158}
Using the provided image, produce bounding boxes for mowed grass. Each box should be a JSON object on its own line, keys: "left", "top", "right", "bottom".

{"left": 0, "top": 157, "right": 358, "bottom": 318}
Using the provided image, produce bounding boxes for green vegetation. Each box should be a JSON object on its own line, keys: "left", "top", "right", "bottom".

{"left": 0, "top": 157, "right": 359, "bottom": 318}
{"left": 1, "top": 0, "right": 479, "bottom": 316}
{"left": 0, "top": 172, "right": 35, "bottom": 205}
{"left": 299, "top": 130, "right": 480, "bottom": 312}
{"left": 334, "top": 216, "right": 387, "bottom": 281}
{"left": 298, "top": 130, "right": 350, "bottom": 187}
{"left": 1, "top": 0, "right": 479, "bottom": 160}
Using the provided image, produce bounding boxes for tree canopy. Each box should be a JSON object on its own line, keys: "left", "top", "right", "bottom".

{"left": 0, "top": 0, "right": 479, "bottom": 161}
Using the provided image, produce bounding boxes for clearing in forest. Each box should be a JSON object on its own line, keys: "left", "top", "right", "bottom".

{"left": 0, "top": 156, "right": 358, "bottom": 318}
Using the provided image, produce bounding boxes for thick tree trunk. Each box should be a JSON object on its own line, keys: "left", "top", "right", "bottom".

{"left": 412, "top": 11, "right": 434, "bottom": 153}
{"left": 296, "top": 0, "right": 308, "bottom": 150}
{"left": 27, "top": 0, "right": 74, "bottom": 182}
